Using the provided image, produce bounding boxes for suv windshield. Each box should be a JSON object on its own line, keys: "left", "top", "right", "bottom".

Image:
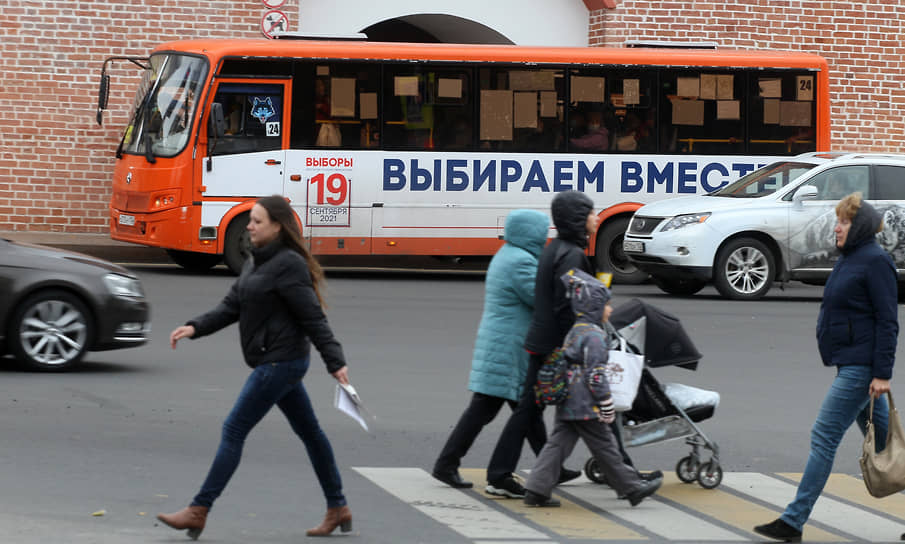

{"left": 120, "top": 53, "right": 207, "bottom": 159}
{"left": 709, "top": 161, "right": 817, "bottom": 198}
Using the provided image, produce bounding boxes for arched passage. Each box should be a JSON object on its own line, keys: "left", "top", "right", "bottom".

{"left": 362, "top": 14, "right": 514, "bottom": 44}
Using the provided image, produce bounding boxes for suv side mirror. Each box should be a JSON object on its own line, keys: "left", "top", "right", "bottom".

{"left": 793, "top": 184, "right": 818, "bottom": 203}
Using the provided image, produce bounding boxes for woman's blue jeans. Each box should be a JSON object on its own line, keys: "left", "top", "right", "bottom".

{"left": 780, "top": 365, "right": 888, "bottom": 531}
{"left": 191, "top": 357, "right": 346, "bottom": 509}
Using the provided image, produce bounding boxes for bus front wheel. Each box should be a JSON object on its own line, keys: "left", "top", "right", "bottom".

{"left": 595, "top": 217, "right": 648, "bottom": 285}
{"left": 223, "top": 213, "right": 251, "bottom": 275}
{"left": 166, "top": 249, "right": 221, "bottom": 272}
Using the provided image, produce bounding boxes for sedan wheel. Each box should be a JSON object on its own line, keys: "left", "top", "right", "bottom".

{"left": 10, "top": 290, "right": 92, "bottom": 371}
{"left": 713, "top": 238, "right": 775, "bottom": 300}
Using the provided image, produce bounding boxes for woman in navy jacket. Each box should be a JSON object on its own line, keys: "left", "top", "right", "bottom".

{"left": 756, "top": 193, "right": 897, "bottom": 542}
{"left": 157, "top": 196, "right": 353, "bottom": 539}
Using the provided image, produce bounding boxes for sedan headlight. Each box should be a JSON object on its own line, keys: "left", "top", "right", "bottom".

{"left": 661, "top": 212, "right": 712, "bottom": 232}
{"left": 103, "top": 273, "right": 145, "bottom": 298}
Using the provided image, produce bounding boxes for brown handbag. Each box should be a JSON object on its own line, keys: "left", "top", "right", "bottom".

{"left": 860, "top": 391, "right": 905, "bottom": 498}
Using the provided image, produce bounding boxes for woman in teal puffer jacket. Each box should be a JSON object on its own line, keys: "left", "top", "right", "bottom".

{"left": 431, "top": 209, "right": 550, "bottom": 489}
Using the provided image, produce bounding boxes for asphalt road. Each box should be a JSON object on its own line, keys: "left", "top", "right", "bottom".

{"left": 2, "top": 267, "right": 903, "bottom": 543}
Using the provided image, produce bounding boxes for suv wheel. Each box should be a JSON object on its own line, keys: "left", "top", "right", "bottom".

{"left": 713, "top": 238, "right": 775, "bottom": 300}
{"left": 9, "top": 290, "right": 93, "bottom": 371}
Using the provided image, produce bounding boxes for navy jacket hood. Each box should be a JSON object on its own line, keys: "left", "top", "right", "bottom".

{"left": 841, "top": 200, "right": 882, "bottom": 254}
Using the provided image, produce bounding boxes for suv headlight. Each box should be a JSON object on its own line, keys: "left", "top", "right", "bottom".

{"left": 103, "top": 273, "right": 145, "bottom": 298}
{"left": 661, "top": 212, "right": 711, "bottom": 232}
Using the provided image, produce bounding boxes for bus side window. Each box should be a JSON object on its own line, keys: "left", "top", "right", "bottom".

{"left": 479, "top": 67, "right": 565, "bottom": 152}
{"left": 302, "top": 63, "right": 380, "bottom": 150}
{"left": 660, "top": 69, "right": 745, "bottom": 155}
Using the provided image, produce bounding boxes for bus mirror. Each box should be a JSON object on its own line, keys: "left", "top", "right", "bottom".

{"left": 209, "top": 102, "right": 226, "bottom": 139}
{"left": 96, "top": 74, "right": 110, "bottom": 125}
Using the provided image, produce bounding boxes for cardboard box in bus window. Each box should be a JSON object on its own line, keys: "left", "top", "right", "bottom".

{"left": 360, "top": 92, "right": 377, "bottom": 120}
{"left": 780, "top": 101, "right": 811, "bottom": 127}
{"left": 514, "top": 92, "right": 538, "bottom": 128}
{"left": 717, "top": 75, "right": 734, "bottom": 100}
{"left": 317, "top": 65, "right": 329, "bottom": 76}
{"left": 510, "top": 71, "right": 556, "bottom": 91}
{"left": 717, "top": 100, "right": 740, "bottom": 120}
{"left": 571, "top": 76, "right": 605, "bottom": 103}
{"left": 700, "top": 74, "right": 717, "bottom": 100}
{"left": 394, "top": 76, "right": 419, "bottom": 97}
{"left": 759, "top": 78, "right": 782, "bottom": 98}
{"left": 677, "top": 77, "right": 700, "bottom": 99}
{"left": 623, "top": 79, "right": 640, "bottom": 105}
{"left": 481, "top": 90, "right": 513, "bottom": 141}
{"left": 438, "top": 78, "right": 463, "bottom": 99}
{"left": 763, "top": 99, "right": 780, "bottom": 124}
{"left": 331, "top": 78, "right": 356, "bottom": 117}
{"left": 671, "top": 99, "right": 705, "bottom": 126}
{"left": 540, "top": 91, "right": 557, "bottom": 117}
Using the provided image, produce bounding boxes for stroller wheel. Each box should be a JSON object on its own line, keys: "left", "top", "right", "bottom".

{"left": 676, "top": 455, "right": 698, "bottom": 483}
{"left": 696, "top": 461, "right": 723, "bottom": 489}
{"left": 584, "top": 457, "right": 608, "bottom": 484}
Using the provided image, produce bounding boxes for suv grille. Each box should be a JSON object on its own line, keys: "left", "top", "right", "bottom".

{"left": 628, "top": 216, "right": 664, "bottom": 235}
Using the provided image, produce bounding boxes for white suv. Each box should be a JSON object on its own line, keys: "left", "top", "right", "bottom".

{"left": 623, "top": 152, "right": 905, "bottom": 300}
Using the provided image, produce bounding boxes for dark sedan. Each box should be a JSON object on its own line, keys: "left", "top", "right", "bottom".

{"left": 0, "top": 238, "right": 150, "bottom": 371}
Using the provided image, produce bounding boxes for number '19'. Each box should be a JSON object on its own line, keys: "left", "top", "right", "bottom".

{"left": 310, "top": 173, "right": 348, "bottom": 205}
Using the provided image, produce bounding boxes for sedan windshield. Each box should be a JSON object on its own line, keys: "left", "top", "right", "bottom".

{"left": 120, "top": 54, "right": 207, "bottom": 159}
{"left": 709, "top": 162, "right": 817, "bottom": 198}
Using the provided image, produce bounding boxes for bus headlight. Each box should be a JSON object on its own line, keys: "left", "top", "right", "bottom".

{"left": 661, "top": 212, "right": 711, "bottom": 232}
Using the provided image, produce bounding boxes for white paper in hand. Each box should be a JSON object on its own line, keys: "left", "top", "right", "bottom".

{"left": 334, "top": 383, "right": 369, "bottom": 431}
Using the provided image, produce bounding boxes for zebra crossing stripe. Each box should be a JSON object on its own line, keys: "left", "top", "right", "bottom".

{"left": 353, "top": 467, "right": 554, "bottom": 541}
{"left": 779, "top": 472, "right": 905, "bottom": 522}
{"left": 723, "top": 472, "right": 902, "bottom": 541}
{"left": 460, "top": 468, "right": 645, "bottom": 541}
{"left": 655, "top": 473, "right": 846, "bottom": 542}
{"left": 559, "top": 474, "right": 747, "bottom": 541}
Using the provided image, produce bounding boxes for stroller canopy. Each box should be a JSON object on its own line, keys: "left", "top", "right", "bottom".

{"left": 611, "top": 298, "right": 701, "bottom": 370}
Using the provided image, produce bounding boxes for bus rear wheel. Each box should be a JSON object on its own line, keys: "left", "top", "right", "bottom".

{"left": 223, "top": 213, "right": 251, "bottom": 275}
{"left": 166, "top": 249, "right": 221, "bottom": 272}
{"left": 595, "top": 217, "right": 648, "bottom": 285}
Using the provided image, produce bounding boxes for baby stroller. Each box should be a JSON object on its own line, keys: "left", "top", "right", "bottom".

{"left": 583, "top": 299, "right": 723, "bottom": 489}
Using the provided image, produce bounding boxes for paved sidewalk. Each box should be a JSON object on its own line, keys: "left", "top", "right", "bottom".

{"left": 0, "top": 231, "right": 168, "bottom": 263}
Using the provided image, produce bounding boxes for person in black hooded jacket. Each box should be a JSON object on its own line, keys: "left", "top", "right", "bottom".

{"left": 755, "top": 192, "right": 897, "bottom": 542}
{"left": 485, "top": 190, "right": 616, "bottom": 497}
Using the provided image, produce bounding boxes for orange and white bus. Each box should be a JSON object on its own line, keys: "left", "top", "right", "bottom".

{"left": 99, "top": 37, "right": 829, "bottom": 280}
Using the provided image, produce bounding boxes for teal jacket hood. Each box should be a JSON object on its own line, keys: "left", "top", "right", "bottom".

{"left": 504, "top": 209, "right": 550, "bottom": 258}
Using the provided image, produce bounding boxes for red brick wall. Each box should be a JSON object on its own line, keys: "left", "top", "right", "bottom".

{"left": 2, "top": 2, "right": 899, "bottom": 233}
{"left": 590, "top": 1, "right": 905, "bottom": 153}
{"left": 0, "top": 0, "right": 295, "bottom": 232}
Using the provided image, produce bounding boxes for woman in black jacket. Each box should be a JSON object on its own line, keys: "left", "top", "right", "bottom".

{"left": 157, "top": 195, "right": 353, "bottom": 539}
{"left": 755, "top": 193, "right": 897, "bottom": 542}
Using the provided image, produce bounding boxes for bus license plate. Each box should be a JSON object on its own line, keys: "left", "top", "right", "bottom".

{"left": 118, "top": 214, "right": 135, "bottom": 226}
{"left": 623, "top": 240, "right": 644, "bottom": 253}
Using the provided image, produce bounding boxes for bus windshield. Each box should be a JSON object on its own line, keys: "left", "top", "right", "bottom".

{"left": 708, "top": 161, "right": 817, "bottom": 198}
{"left": 120, "top": 53, "right": 207, "bottom": 159}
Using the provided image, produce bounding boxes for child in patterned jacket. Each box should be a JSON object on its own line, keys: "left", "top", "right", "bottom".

{"left": 523, "top": 269, "right": 662, "bottom": 507}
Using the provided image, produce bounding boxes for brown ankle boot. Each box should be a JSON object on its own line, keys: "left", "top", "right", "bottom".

{"left": 306, "top": 505, "right": 352, "bottom": 536}
{"left": 156, "top": 505, "right": 208, "bottom": 540}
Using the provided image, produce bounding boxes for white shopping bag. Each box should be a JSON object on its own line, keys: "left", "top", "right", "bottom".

{"left": 605, "top": 337, "right": 644, "bottom": 411}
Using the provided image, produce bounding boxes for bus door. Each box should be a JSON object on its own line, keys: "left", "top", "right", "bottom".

{"left": 202, "top": 79, "right": 291, "bottom": 199}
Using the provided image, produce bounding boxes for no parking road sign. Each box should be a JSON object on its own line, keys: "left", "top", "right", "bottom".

{"left": 262, "top": 9, "right": 289, "bottom": 38}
